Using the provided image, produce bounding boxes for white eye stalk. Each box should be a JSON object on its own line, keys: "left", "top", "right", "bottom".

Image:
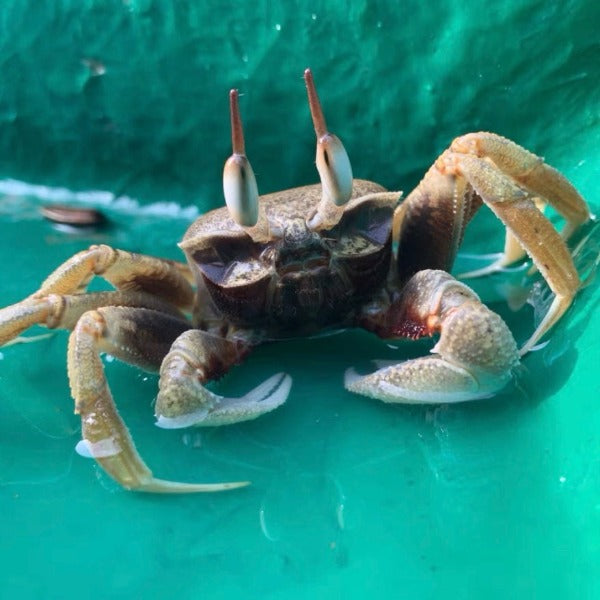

{"left": 223, "top": 90, "right": 269, "bottom": 241}
{"left": 304, "top": 69, "right": 353, "bottom": 230}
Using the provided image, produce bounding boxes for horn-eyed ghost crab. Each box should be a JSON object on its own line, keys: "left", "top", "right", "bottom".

{"left": 0, "top": 69, "right": 591, "bottom": 493}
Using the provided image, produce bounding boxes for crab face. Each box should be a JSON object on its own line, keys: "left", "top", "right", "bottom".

{"left": 176, "top": 71, "right": 401, "bottom": 335}
{"left": 181, "top": 181, "right": 397, "bottom": 333}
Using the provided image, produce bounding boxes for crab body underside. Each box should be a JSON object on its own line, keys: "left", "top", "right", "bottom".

{"left": 0, "top": 71, "right": 591, "bottom": 492}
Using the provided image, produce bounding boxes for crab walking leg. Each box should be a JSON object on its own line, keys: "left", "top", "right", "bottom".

{"left": 69, "top": 306, "right": 248, "bottom": 492}
{"left": 451, "top": 133, "right": 590, "bottom": 277}
{"left": 21, "top": 244, "right": 194, "bottom": 308}
{"left": 156, "top": 330, "right": 292, "bottom": 428}
{"left": 451, "top": 133, "right": 590, "bottom": 241}
{"left": 348, "top": 270, "right": 519, "bottom": 403}
{"left": 398, "top": 144, "right": 584, "bottom": 353}
{"left": 458, "top": 196, "right": 548, "bottom": 279}
{"left": 0, "top": 290, "right": 185, "bottom": 346}
{"left": 394, "top": 162, "right": 482, "bottom": 284}
{"left": 443, "top": 154, "right": 581, "bottom": 354}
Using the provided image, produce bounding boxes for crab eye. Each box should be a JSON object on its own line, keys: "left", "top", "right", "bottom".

{"left": 316, "top": 133, "right": 353, "bottom": 207}
{"left": 304, "top": 69, "right": 353, "bottom": 208}
{"left": 223, "top": 154, "right": 259, "bottom": 227}
{"left": 223, "top": 89, "right": 260, "bottom": 227}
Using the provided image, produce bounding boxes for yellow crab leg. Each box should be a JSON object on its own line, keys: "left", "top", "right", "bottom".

{"left": 441, "top": 152, "right": 581, "bottom": 354}
{"left": 451, "top": 132, "right": 590, "bottom": 241}
{"left": 0, "top": 244, "right": 195, "bottom": 346}
{"left": 396, "top": 133, "right": 589, "bottom": 353}
{"left": 69, "top": 306, "right": 249, "bottom": 492}
{"left": 451, "top": 133, "right": 590, "bottom": 277}
{"left": 28, "top": 244, "right": 194, "bottom": 306}
{"left": 0, "top": 290, "right": 184, "bottom": 346}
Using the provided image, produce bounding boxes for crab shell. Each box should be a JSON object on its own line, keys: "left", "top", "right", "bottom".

{"left": 180, "top": 180, "right": 399, "bottom": 335}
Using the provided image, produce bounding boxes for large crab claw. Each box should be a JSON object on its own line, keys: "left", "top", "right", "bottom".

{"left": 155, "top": 328, "right": 292, "bottom": 424}
{"left": 350, "top": 270, "right": 519, "bottom": 403}
{"left": 71, "top": 311, "right": 292, "bottom": 492}
{"left": 156, "top": 371, "right": 292, "bottom": 429}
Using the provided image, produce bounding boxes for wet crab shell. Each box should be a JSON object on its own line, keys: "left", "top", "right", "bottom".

{"left": 179, "top": 179, "right": 399, "bottom": 334}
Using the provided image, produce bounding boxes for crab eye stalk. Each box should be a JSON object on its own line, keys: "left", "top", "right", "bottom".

{"left": 315, "top": 133, "right": 353, "bottom": 207}
{"left": 223, "top": 90, "right": 270, "bottom": 240}
{"left": 223, "top": 89, "right": 259, "bottom": 227}
{"left": 304, "top": 69, "right": 353, "bottom": 230}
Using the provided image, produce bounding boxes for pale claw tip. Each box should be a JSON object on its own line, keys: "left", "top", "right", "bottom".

{"left": 155, "top": 410, "right": 209, "bottom": 430}
{"left": 343, "top": 367, "right": 362, "bottom": 389}
{"left": 243, "top": 372, "right": 292, "bottom": 410}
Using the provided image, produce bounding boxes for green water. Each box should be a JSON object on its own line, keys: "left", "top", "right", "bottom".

{"left": 1, "top": 1, "right": 599, "bottom": 598}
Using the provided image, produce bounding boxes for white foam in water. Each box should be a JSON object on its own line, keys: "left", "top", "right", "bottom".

{"left": 0, "top": 178, "right": 199, "bottom": 220}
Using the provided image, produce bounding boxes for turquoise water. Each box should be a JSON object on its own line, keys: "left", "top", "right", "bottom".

{"left": 1, "top": 1, "right": 599, "bottom": 599}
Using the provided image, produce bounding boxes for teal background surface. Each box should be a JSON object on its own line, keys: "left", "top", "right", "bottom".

{"left": 0, "top": 1, "right": 599, "bottom": 598}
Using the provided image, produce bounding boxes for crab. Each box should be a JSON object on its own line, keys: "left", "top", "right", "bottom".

{"left": 0, "top": 69, "right": 591, "bottom": 493}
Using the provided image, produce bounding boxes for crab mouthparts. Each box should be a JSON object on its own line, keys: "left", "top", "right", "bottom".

{"left": 274, "top": 229, "right": 332, "bottom": 276}
{"left": 276, "top": 254, "right": 330, "bottom": 277}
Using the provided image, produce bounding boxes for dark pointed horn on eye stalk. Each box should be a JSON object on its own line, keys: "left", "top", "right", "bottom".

{"left": 223, "top": 89, "right": 269, "bottom": 241}
{"left": 304, "top": 68, "right": 353, "bottom": 230}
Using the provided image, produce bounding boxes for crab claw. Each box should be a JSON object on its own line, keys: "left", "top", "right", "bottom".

{"left": 348, "top": 270, "right": 519, "bottom": 403}
{"left": 304, "top": 68, "right": 353, "bottom": 230}
{"left": 223, "top": 89, "right": 270, "bottom": 241}
{"left": 156, "top": 372, "right": 292, "bottom": 428}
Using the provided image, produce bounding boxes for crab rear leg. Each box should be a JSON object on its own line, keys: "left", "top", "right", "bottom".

{"left": 31, "top": 244, "right": 195, "bottom": 302}
{"left": 350, "top": 270, "right": 519, "bottom": 403}
{"left": 0, "top": 290, "right": 185, "bottom": 346}
{"left": 69, "top": 306, "right": 248, "bottom": 492}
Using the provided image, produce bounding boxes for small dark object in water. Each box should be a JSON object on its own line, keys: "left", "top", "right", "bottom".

{"left": 41, "top": 205, "right": 105, "bottom": 227}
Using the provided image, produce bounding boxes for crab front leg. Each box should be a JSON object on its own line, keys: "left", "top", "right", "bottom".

{"left": 69, "top": 306, "right": 249, "bottom": 492}
{"left": 349, "top": 270, "right": 519, "bottom": 403}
